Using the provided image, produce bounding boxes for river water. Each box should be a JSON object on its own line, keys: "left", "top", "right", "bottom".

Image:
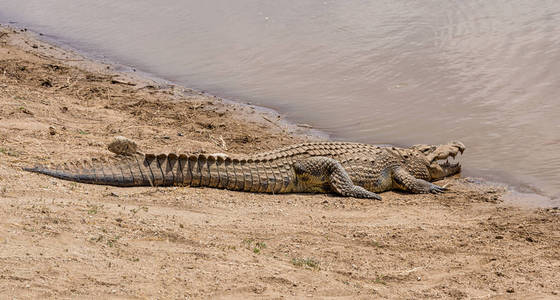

{"left": 1, "top": 0, "right": 559, "bottom": 203}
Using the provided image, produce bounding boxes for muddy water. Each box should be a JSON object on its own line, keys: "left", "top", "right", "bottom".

{"left": 1, "top": 0, "right": 559, "bottom": 202}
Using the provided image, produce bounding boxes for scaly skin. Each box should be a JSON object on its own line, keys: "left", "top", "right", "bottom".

{"left": 23, "top": 141, "right": 465, "bottom": 200}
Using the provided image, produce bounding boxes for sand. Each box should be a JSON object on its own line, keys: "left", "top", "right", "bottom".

{"left": 0, "top": 26, "right": 559, "bottom": 299}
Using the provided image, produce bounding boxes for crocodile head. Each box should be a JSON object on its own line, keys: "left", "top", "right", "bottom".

{"left": 411, "top": 141, "right": 466, "bottom": 180}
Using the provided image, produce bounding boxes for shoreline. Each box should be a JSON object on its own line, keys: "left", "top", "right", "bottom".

{"left": 1, "top": 25, "right": 559, "bottom": 298}
{"left": 2, "top": 21, "right": 330, "bottom": 143}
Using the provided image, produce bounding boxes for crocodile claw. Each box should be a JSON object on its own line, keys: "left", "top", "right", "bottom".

{"left": 429, "top": 183, "right": 447, "bottom": 194}
{"left": 371, "top": 193, "right": 382, "bottom": 201}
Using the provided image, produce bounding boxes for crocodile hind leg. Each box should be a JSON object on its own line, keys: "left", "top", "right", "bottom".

{"left": 293, "top": 157, "right": 382, "bottom": 200}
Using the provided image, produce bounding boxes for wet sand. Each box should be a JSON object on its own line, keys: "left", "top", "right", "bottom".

{"left": 0, "top": 26, "right": 559, "bottom": 299}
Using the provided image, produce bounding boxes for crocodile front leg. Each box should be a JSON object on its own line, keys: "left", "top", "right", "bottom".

{"left": 392, "top": 167, "right": 447, "bottom": 194}
{"left": 293, "top": 157, "right": 382, "bottom": 200}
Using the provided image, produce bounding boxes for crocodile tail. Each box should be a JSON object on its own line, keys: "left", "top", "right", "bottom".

{"left": 23, "top": 153, "right": 293, "bottom": 192}
{"left": 21, "top": 153, "right": 243, "bottom": 188}
{"left": 23, "top": 155, "right": 153, "bottom": 187}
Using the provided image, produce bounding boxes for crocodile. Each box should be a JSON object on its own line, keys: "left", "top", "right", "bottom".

{"left": 23, "top": 141, "right": 465, "bottom": 200}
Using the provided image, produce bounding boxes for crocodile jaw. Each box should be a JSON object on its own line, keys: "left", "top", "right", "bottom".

{"left": 430, "top": 159, "right": 462, "bottom": 180}
{"left": 413, "top": 141, "right": 466, "bottom": 180}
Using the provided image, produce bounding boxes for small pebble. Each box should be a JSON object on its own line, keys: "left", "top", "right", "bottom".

{"left": 506, "top": 288, "right": 515, "bottom": 293}
{"left": 48, "top": 126, "right": 56, "bottom": 135}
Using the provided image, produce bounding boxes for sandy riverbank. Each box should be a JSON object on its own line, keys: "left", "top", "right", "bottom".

{"left": 0, "top": 26, "right": 559, "bottom": 299}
